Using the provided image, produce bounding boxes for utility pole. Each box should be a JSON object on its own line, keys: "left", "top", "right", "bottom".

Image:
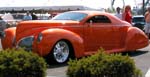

{"left": 111, "top": 0, "right": 115, "bottom": 9}
{"left": 143, "top": 0, "right": 145, "bottom": 15}
{"left": 122, "top": 0, "right": 125, "bottom": 8}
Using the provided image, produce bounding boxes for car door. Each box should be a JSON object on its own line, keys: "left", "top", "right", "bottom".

{"left": 84, "top": 15, "right": 123, "bottom": 52}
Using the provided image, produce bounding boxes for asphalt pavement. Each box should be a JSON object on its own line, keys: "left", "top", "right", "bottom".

{"left": 134, "top": 45, "right": 150, "bottom": 77}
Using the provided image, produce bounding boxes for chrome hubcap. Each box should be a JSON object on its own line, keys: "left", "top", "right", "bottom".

{"left": 53, "top": 41, "right": 69, "bottom": 63}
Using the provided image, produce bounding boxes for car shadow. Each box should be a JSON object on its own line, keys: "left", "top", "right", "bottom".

{"left": 121, "top": 50, "right": 149, "bottom": 57}
{"left": 46, "top": 51, "right": 149, "bottom": 68}
{"left": 47, "top": 63, "right": 68, "bottom": 68}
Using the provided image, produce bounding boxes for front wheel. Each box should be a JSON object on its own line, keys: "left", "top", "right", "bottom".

{"left": 53, "top": 40, "right": 70, "bottom": 63}
{"left": 46, "top": 40, "right": 72, "bottom": 64}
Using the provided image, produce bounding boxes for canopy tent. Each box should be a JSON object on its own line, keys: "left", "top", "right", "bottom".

{"left": 0, "top": 5, "right": 103, "bottom": 11}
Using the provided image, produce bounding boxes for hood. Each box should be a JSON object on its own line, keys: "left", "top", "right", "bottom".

{"left": 15, "top": 20, "right": 80, "bottom": 41}
{"left": 17, "top": 20, "right": 80, "bottom": 34}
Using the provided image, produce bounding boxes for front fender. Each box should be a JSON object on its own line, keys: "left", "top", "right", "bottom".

{"left": 35, "top": 28, "right": 84, "bottom": 57}
{"left": 125, "top": 27, "right": 149, "bottom": 50}
{"left": 1, "top": 27, "right": 16, "bottom": 49}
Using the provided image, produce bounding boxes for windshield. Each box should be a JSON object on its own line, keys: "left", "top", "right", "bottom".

{"left": 52, "top": 12, "right": 87, "bottom": 21}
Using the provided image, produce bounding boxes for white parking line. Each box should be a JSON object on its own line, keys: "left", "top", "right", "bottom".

{"left": 145, "top": 68, "right": 150, "bottom": 77}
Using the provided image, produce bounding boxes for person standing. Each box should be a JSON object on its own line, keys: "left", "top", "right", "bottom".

{"left": 115, "top": 7, "right": 122, "bottom": 19}
{"left": 122, "top": 5, "right": 132, "bottom": 24}
{"left": 23, "top": 12, "right": 32, "bottom": 21}
{"left": 31, "top": 13, "right": 38, "bottom": 20}
{"left": 144, "top": 6, "right": 150, "bottom": 38}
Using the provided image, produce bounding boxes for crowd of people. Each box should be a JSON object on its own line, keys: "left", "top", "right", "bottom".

{"left": 23, "top": 12, "right": 54, "bottom": 21}
{"left": 23, "top": 12, "right": 38, "bottom": 20}
{"left": 114, "top": 5, "right": 150, "bottom": 38}
{"left": 114, "top": 5, "right": 132, "bottom": 24}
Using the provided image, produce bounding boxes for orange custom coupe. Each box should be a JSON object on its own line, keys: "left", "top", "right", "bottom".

{"left": 0, "top": 11, "right": 149, "bottom": 64}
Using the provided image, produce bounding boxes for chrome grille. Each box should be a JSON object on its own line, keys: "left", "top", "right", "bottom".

{"left": 17, "top": 36, "right": 34, "bottom": 51}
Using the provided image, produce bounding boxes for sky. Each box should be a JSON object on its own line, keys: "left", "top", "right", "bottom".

{"left": 0, "top": 0, "right": 143, "bottom": 9}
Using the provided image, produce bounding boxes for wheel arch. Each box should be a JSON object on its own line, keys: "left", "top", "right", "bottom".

{"left": 125, "top": 27, "right": 148, "bottom": 50}
{"left": 36, "top": 28, "right": 85, "bottom": 58}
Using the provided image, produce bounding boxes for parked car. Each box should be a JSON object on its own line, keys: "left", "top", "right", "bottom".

{"left": 0, "top": 13, "right": 23, "bottom": 28}
{"left": 0, "top": 17, "right": 7, "bottom": 31}
{"left": 132, "top": 15, "right": 145, "bottom": 31}
{"left": 12, "top": 13, "right": 24, "bottom": 21}
{"left": 0, "top": 11, "right": 149, "bottom": 64}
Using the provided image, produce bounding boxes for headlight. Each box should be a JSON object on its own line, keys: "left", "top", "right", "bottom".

{"left": 37, "top": 33, "right": 43, "bottom": 43}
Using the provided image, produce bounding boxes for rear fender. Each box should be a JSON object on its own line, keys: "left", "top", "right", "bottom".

{"left": 1, "top": 27, "right": 16, "bottom": 49}
{"left": 36, "top": 28, "right": 84, "bottom": 57}
{"left": 125, "top": 27, "right": 148, "bottom": 50}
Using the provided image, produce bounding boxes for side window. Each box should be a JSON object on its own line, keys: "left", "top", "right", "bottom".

{"left": 87, "top": 15, "right": 111, "bottom": 23}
